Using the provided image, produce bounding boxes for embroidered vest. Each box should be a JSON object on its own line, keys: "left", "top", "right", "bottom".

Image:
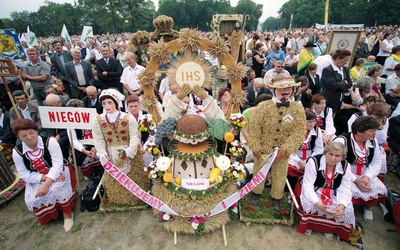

{"left": 338, "top": 133, "right": 375, "bottom": 165}
{"left": 15, "top": 137, "right": 52, "bottom": 172}
{"left": 310, "top": 154, "right": 346, "bottom": 190}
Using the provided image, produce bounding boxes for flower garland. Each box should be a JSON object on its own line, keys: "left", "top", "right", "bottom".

{"left": 139, "top": 113, "right": 156, "bottom": 132}
{"left": 229, "top": 113, "right": 246, "bottom": 131}
{"left": 143, "top": 154, "right": 245, "bottom": 199}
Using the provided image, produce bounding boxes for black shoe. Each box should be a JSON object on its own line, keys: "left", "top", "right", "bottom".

{"left": 250, "top": 192, "right": 261, "bottom": 207}
{"left": 272, "top": 198, "right": 281, "bottom": 212}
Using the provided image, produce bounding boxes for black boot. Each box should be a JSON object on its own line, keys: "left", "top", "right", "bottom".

{"left": 250, "top": 192, "right": 261, "bottom": 207}
{"left": 272, "top": 198, "right": 281, "bottom": 212}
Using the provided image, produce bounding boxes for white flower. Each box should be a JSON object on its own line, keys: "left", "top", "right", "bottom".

{"left": 232, "top": 171, "right": 238, "bottom": 177}
{"left": 152, "top": 174, "right": 157, "bottom": 179}
{"left": 143, "top": 167, "right": 148, "bottom": 172}
{"left": 191, "top": 222, "right": 199, "bottom": 230}
{"left": 156, "top": 157, "right": 171, "bottom": 171}
{"left": 150, "top": 170, "right": 156, "bottom": 175}
{"left": 216, "top": 155, "right": 230, "bottom": 171}
{"left": 163, "top": 213, "right": 171, "bottom": 221}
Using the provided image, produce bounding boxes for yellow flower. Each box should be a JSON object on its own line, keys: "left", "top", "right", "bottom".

{"left": 238, "top": 173, "right": 245, "bottom": 179}
{"left": 175, "top": 177, "right": 181, "bottom": 185}
{"left": 153, "top": 147, "right": 159, "bottom": 154}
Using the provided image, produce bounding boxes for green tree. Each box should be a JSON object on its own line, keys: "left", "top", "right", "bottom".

{"left": 5, "top": 11, "right": 31, "bottom": 34}
{"left": 262, "top": 17, "right": 283, "bottom": 31}
{"left": 79, "top": 0, "right": 156, "bottom": 34}
{"left": 158, "top": 0, "right": 233, "bottom": 30}
{"left": 234, "top": 0, "right": 262, "bottom": 31}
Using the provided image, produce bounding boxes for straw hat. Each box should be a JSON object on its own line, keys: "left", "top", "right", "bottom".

{"left": 267, "top": 76, "right": 301, "bottom": 89}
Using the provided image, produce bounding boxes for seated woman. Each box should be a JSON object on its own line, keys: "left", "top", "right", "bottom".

{"left": 366, "top": 64, "right": 386, "bottom": 100}
{"left": 347, "top": 102, "right": 390, "bottom": 182}
{"left": 356, "top": 77, "right": 383, "bottom": 103}
{"left": 297, "top": 142, "right": 355, "bottom": 241}
{"left": 92, "top": 89, "right": 149, "bottom": 209}
{"left": 288, "top": 109, "right": 323, "bottom": 190}
{"left": 66, "top": 99, "right": 100, "bottom": 178}
{"left": 350, "top": 58, "right": 366, "bottom": 82}
{"left": 334, "top": 116, "right": 387, "bottom": 222}
{"left": 310, "top": 94, "right": 336, "bottom": 144}
{"left": 12, "top": 119, "right": 76, "bottom": 231}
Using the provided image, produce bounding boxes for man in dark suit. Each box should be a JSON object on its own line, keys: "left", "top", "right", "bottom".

{"left": 82, "top": 86, "right": 103, "bottom": 114}
{"left": 50, "top": 40, "right": 73, "bottom": 97}
{"left": 95, "top": 44, "right": 123, "bottom": 93}
{"left": 65, "top": 48, "right": 95, "bottom": 99}
{"left": 243, "top": 78, "right": 272, "bottom": 110}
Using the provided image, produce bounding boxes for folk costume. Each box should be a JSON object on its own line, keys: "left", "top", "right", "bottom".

{"left": 334, "top": 133, "right": 387, "bottom": 207}
{"left": 297, "top": 154, "right": 355, "bottom": 241}
{"left": 13, "top": 137, "right": 76, "bottom": 225}
{"left": 92, "top": 89, "right": 149, "bottom": 209}
{"left": 248, "top": 77, "right": 306, "bottom": 210}
{"left": 288, "top": 126, "right": 324, "bottom": 190}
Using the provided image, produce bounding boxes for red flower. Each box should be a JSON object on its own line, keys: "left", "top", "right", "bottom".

{"left": 104, "top": 200, "right": 110, "bottom": 206}
{"left": 107, "top": 138, "right": 113, "bottom": 143}
{"left": 121, "top": 136, "right": 128, "bottom": 141}
{"left": 279, "top": 210, "right": 289, "bottom": 215}
{"left": 264, "top": 202, "right": 272, "bottom": 207}
{"left": 120, "top": 130, "right": 126, "bottom": 134}
{"left": 107, "top": 131, "right": 113, "bottom": 135}
{"left": 102, "top": 122, "right": 108, "bottom": 128}
{"left": 121, "top": 121, "right": 128, "bottom": 127}
{"left": 250, "top": 207, "right": 257, "bottom": 212}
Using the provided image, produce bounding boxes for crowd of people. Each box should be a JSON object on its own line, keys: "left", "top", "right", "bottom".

{"left": 1, "top": 23, "right": 399, "bottom": 243}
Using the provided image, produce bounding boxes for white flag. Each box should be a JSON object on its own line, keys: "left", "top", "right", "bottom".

{"left": 25, "top": 32, "right": 38, "bottom": 48}
{"left": 80, "top": 26, "right": 93, "bottom": 44}
{"left": 61, "top": 24, "right": 71, "bottom": 44}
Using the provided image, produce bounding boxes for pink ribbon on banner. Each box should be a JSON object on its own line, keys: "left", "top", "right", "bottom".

{"left": 99, "top": 148, "right": 278, "bottom": 217}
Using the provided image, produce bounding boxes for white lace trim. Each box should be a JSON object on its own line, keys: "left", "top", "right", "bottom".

{"left": 351, "top": 177, "right": 387, "bottom": 201}
{"left": 24, "top": 165, "right": 74, "bottom": 211}
{"left": 300, "top": 188, "right": 355, "bottom": 226}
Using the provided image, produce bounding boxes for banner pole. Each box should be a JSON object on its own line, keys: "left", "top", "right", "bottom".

{"left": 2, "top": 76, "right": 21, "bottom": 119}
{"left": 69, "top": 129, "right": 81, "bottom": 195}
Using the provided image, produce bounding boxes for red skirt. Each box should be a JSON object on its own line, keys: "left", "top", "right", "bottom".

{"left": 296, "top": 209, "right": 351, "bottom": 240}
{"left": 294, "top": 179, "right": 351, "bottom": 240}
{"left": 34, "top": 162, "right": 77, "bottom": 225}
